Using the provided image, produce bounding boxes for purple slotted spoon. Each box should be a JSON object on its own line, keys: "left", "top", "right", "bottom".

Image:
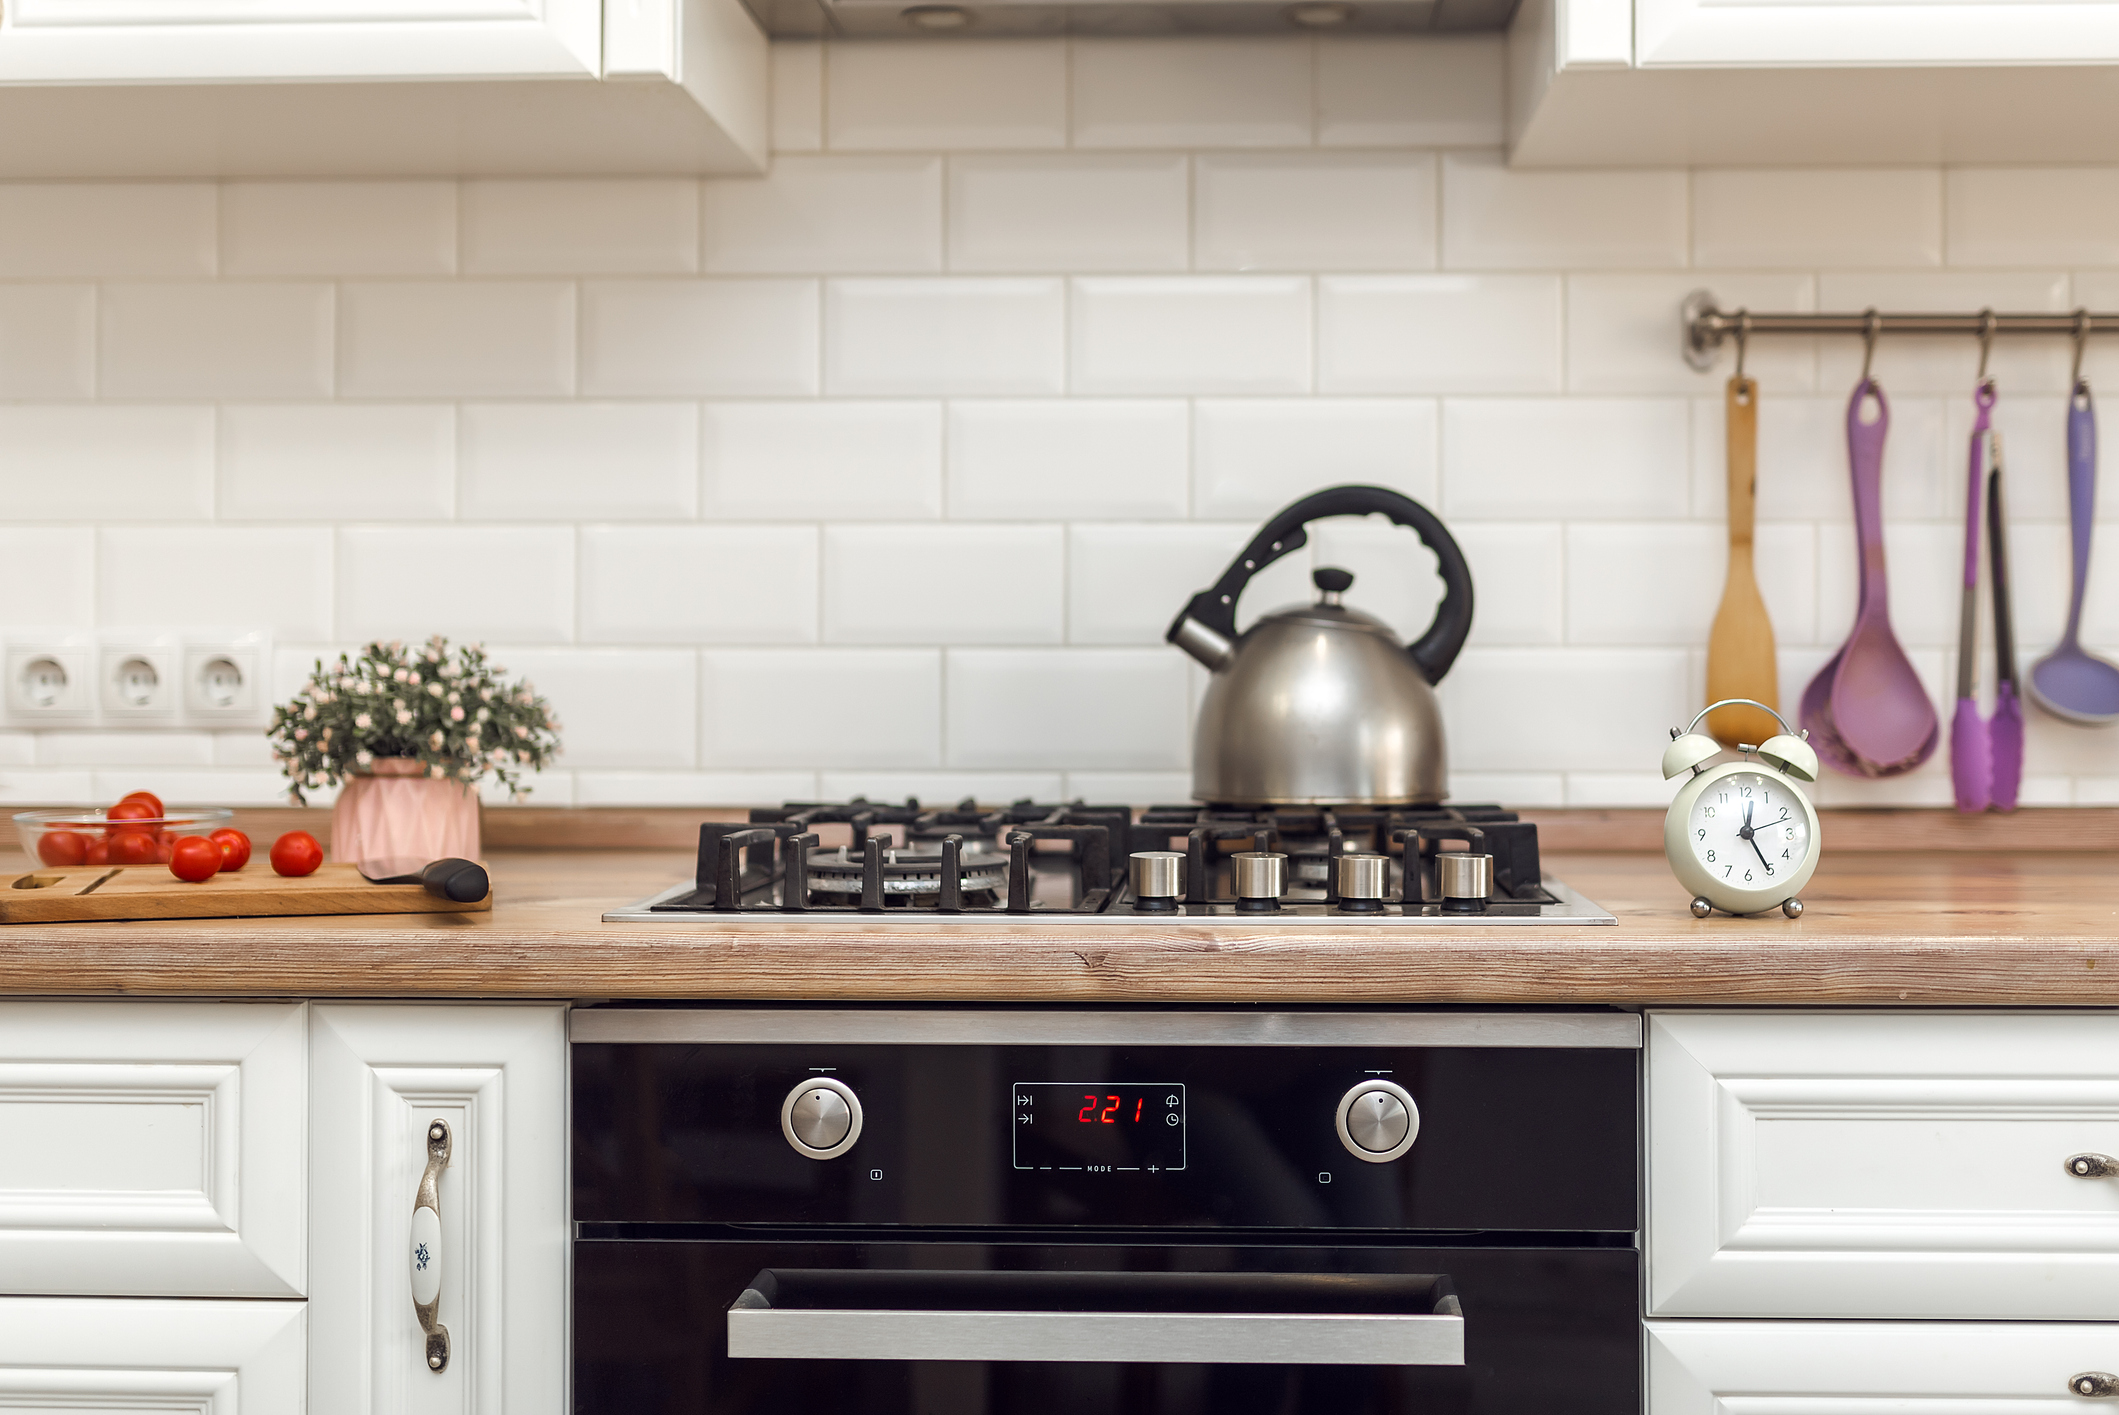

{"left": 1801, "top": 378, "right": 1941, "bottom": 776}
{"left": 2027, "top": 381, "right": 2119, "bottom": 725}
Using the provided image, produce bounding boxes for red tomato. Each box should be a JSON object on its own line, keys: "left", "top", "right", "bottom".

{"left": 168, "top": 835, "right": 222, "bottom": 883}
{"left": 108, "top": 830, "right": 160, "bottom": 866}
{"left": 83, "top": 838, "right": 109, "bottom": 866}
{"left": 208, "top": 828, "right": 251, "bottom": 872}
{"left": 105, "top": 801, "right": 158, "bottom": 838}
{"left": 116, "top": 791, "right": 164, "bottom": 819}
{"left": 36, "top": 830, "right": 88, "bottom": 867}
{"left": 270, "top": 831, "right": 323, "bottom": 878}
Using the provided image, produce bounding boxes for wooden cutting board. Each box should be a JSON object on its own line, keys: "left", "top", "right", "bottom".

{"left": 0, "top": 862, "right": 491, "bottom": 925}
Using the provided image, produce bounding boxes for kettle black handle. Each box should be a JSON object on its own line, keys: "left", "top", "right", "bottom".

{"left": 1166, "top": 484, "right": 1475, "bottom": 685}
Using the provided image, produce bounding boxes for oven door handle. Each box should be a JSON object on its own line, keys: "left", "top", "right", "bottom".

{"left": 725, "top": 1268, "right": 1465, "bottom": 1367}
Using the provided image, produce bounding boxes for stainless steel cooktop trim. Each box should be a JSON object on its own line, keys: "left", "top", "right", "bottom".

{"left": 569, "top": 1008, "right": 1642, "bottom": 1048}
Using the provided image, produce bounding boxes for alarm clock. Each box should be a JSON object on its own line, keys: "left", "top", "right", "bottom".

{"left": 1662, "top": 698, "right": 1822, "bottom": 919}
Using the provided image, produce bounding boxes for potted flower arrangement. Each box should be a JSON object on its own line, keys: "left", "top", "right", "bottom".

{"left": 269, "top": 638, "right": 561, "bottom": 863}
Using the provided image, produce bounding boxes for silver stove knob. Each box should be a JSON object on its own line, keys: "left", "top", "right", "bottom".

{"left": 1334, "top": 1079, "right": 1419, "bottom": 1163}
{"left": 781, "top": 1076, "right": 863, "bottom": 1159}
{"left": 1130, "top": 851, "right": 1183, "bottom": 911}
{"left": 1335, "top": 853, "right": 1388, "bottom": 912}
{"left": 1436, "top": 851, "right": 1493, "bottom": 913}
{"left": 1230, "top": 851, "right": 1286, "bottom": 911}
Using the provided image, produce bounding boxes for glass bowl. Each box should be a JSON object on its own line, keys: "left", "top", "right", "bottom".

{"left": 13, "top": 808, "right": 235, "bottom": 868}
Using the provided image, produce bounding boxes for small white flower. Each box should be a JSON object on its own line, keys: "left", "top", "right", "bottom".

{"left": 392, "top": 667, "right": 408, "bottom": 683}
{"left": 427, "top": 682, "right": 444, "bottom": 698}
{"left": 476, "top": 707, "right": 491, "bottom": 723}
{"left": 356, "top": 749, "right": 374, "bottom": 766}
{"left": 446, "top": 691, "right": 460, "bottom": 705}
{"left": 429, "top": 731, "right": 445, "bottom": 749}
{"left": 396, "top": 709, "right": 414, "bottom": 726}
{"left": 514, "top": 725, "right": 529, "bottom": 739}
{"left": 430, "top": 763, "right": 447, "bottom": 778}
{"left": 303, "top": 705, "right": 317, "bottom": 721}
{"left": 294, "top": 728, "right": 308, "bottom": 741}
{"left": 354, "top": 713, "right": 373, "bottom": 730}
{"left": 450, "top": 706, "right": 465, "bottom": 722}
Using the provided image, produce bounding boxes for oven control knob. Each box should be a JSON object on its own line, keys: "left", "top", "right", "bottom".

{"left": 1334, "top": 1080, "right": 1419, "bottom": 1163}
{"left": 781, "top": 1077, "right": 863, "bottom": 1160}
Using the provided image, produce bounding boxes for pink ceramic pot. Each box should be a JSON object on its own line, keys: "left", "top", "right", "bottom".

{"left": 330, "top": 758, "right": 480, "bottom": 864}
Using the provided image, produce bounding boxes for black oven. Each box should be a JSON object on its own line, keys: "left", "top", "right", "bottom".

{"left": 572, "top": 1007, "right": 1642, "bottom": 1414}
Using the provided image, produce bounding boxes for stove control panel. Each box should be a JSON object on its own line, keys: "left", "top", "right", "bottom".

{"left": 1335, "top": 1079, "right": 1419, "bottom": 1163}
{"left": 780, "top": 1077, "right": 863, "bottom": 1160}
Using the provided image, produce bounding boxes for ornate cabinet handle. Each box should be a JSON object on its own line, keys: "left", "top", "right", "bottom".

{"left": 2067, "top": 1153, "right": 2119, "bottom": 1178}
{"left": 2072, "top": 1373, "right": 2119, "bottom": 1397}
{"left": 412, "top": 1119, "right": 452, "bottom": 1373}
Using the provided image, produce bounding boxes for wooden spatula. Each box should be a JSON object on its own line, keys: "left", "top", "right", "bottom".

{"left": 1706, "top": 375, "right": 1782, "bottom": 748}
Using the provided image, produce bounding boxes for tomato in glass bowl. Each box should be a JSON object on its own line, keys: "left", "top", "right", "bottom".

{"left": 14, "top": 808, "right": 234, "bottom": 867}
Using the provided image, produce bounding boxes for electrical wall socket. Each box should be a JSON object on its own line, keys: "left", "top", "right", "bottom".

{"left": 99, "top": 640, "right": 181, "bottom": 722}
{"left": 4, "top": 641, "right": 94, "bottom": 722}
{"left": 182, "top": 636, "right": 271, "bottom": 725}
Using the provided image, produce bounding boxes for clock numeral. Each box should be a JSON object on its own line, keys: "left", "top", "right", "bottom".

{"left": 1744, "top": 870, "right": 1753, "bottom": 883}
{"left": 1718, "top": 793, "right": 1728, "bottom": 803}
{"left": 1724, "top": 865, "right": 1733, "bottom": 877}
{"left": 1739, "top": 786, "right": 1752, "bottom": 797}
{"left": 1763, "top": 863, "right": 1774, "bottom": 875}
{"left": 1782, "top": 849, "right": 1790, "bottom": 860}
{"left": 1705, "top": 850, "right": 1715, "bottom": 862}
{"left": 1784, "top": 828, "right": 1795, "bottom": 840}
{"left": 1704, "top": 807, "right": 1716, "bottom": 818}
{"left": 1696, "top": 829, "right": 1706, "bottom": 840}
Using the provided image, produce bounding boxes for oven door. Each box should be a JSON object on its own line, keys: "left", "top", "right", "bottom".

{"left": 575, "top": 1237, "right": 1639, "bottom": 1414}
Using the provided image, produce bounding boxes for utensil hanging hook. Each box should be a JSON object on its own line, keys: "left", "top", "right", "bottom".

{"left": 1733, "top": 312, "right": 1751, "bottom": 383}
{"left": 1977, "top": 308, "right": 1997, "bottom": 386}
{"left": 2074, "top": 309, "right": 2093, "bottom": 392}
{"left": 1860, "top": 309, "right": 1881, "bottom": 383}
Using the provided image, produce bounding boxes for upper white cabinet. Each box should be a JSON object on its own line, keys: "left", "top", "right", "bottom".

{"left": 0, "top": 0, "right": 766, "bottom": 176}
{"left": 1649, "top": 1011, "right": 2119, "bottom": 1320}
{"left": 1510, "top": 0, "right": 2119, "bottom": 165}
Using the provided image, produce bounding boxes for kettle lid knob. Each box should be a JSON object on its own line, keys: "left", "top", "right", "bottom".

{"left": 1314, "top": 567, "right": 1354, "bottom": 600}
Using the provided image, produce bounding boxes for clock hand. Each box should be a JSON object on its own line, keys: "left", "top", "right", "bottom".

{"left": 1739, "top": 800, "right": 1755, "bottom": 840}
{"left": 1750, "top": 834, "right": 1771, "bottom": 870}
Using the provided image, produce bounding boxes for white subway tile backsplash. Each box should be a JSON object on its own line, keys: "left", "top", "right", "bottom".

{"left": 1695, "top": 169, "right": 1943, "bottom": 269}
{"left": 827, "top": 40, "right": 1067, "bottom": 151}
{"left": 575, "top": 769, "right": 822, "bottom": 805}
{"left": 0, "top": 184, "right": 215, "bottom": 278}
{"left": 337, "top": 527, "right": 573, "bottom": 644}
{"left": 1816, "top": 271, "right": 2072, "bottom": 393}
{"left": 101, "top": 526, "right": 333, "bottom": 638}
{"left": 1066, "top": 770, "right": 1194, "bottom": 804}
{"left": 0, "top": 769, "right": 95, "bottom": 806}
{"left": 213, "top": 731, "right": 277, "bottom": 767}
{"left": 704, "top": 156, "right": 942, "bottom": 274}
{"left": 819, "top": 770, "right": 1065, "bottom": 804}
{"left": 36, "top": 732, "right": 215, "bottom": 767}
{"left": 462, "top": 179, "right": 700, "bottom": 275}
{"left": 1566, "top": 273, "right": 1817, "bottom": 395}
{"left": 948, "top": 155, "right": 1188, "bottom": 274}
{"left": 459, "top": 402, "right": 698, "bottom": 520}
{"left": 772, "top": 42, "right": 825, "bottom": 153}
{"left": 1192, "top": 399, "right": 1439, "bottom": 518}
{"left": 339, "top": 281, "right": 574, "bottom": 397}
{"left": 220, "top": 182, "right": 455, "bottom": 276}
{"left": 1317, "top": 274, "right": 1560, "bottom": 393}
{"left": 1691, "top": 390, "right": 1949, "bottom": 525}
{"left": 1947, "top": 167, "right": 2119, "bottom": 267}
{"left": 0, "top": 285, "right": 94, "bottom": 399}
{"left": 1071, "top": 38, "right": 1310, "bottom": 149}
{"left": 1066, "top": 523, "right": 1252, "bottom": 644}
{"left": 1441, "top": 154, "right": 1687, "bottom": 271}
{"left": 1070, "top": 276, "right": 1310, "bottom": 395}
{"left": 949, "top": 400, "right": 1188, "bottom": 519}
{"left": 1446, "top": 522, "right": 1563, "bottom": 646}
{"left": 0, "top": 528, "right": 93, "bottom": 630}
{"left": 219, "top": 404, "right": 454, "bottom": 521}
{"left": 702, "top": 401, "right": 943, "bottom": 519}
{"left": 1443, "top": 398, "right": 1691, "bottom": 520}
{"left": 1817, "top": 518, "right": 1967, "bottom": 650}
{"left": 826, "top": 278, "right": 1064, "bottom": 395}
{"left": 100, "top": 282, "right": 333, "bottom": 399}
{"left": 1316, "top": 36, "right": 1505, "bottom": 149}
{"left": 0, "top": 406, "right": 213, "bottom": 521}
{"left": 945, "top": 648, "right": 1189, "bottom": 768}
{"left": 484, "top": 648, "right": 697, "bottom": 768}
{"left": 0, "top": 735, "right": 33, "bottom": 767}
{"left": 701, "top": 649, "right": 941, "bottom": 767}
{"left": 580, "top": 279, "right": 819, "bottom": 396}
{"left": 825, "top": 525, "right": 1063, "bottom": 643}
{"left": 88, "top": 769, "right": 293, "bottom": 807}
{"left": 1440, "top": 646, "right": 1692, "bottom": 771}
{"left": 1196, "top": 153, "right": 1435, "bottom": 274}
{"left": 581, "top": 526, "right": 818, "bottom": 645}
{"left": 1452, "top": 771, "right": 1566, "bottom": 808}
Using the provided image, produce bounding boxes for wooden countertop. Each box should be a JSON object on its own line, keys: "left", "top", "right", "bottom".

{"left": 0, "top": 846, "right": 2114, "bottom": 1004}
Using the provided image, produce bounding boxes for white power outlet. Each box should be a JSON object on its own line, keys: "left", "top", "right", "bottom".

{"left": 4, "top": 641, "right": 94, "bottom": 722}
{"left": 183, "top": 636, "right": 272, "bottom": 724}
{"left": 99, "top": 640, "right": 181, "bottom": 722}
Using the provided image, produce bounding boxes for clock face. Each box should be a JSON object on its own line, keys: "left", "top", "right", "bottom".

{"left": 1686, "top": 770, "right": 1811, "bottom": 892}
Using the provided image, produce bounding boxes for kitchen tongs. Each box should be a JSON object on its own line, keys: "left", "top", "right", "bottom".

{"left": 1951, "top": 379, "right": 2023, "bottom": 813}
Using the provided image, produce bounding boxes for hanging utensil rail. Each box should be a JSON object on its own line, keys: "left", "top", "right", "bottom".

{"left": 1682, "top": 290, "right": 2115, "bottom": 372}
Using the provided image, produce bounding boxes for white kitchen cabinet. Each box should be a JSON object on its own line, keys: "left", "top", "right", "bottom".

{"left": 309, "top": 1003, "right": 568, "bottom": 1415}
{"left": 1650, "top": 1010, "right": 2119, "bottom": 1320}
{"left": 0, "top": 1000, "right": 305, "bottom": 1299}
{"left": 0, "top": 0, "right": 765, "bottom": 176}
{"left": 0, "top": 1296, "right": 306, "bottom": 1404}
{"left": 1650, "top": 1319, "right": 2119, "bottom": 1410}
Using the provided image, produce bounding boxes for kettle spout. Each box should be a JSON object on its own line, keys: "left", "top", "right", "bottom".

{"left": 1168, "top": 614, "right": 1234, "bottom": 671}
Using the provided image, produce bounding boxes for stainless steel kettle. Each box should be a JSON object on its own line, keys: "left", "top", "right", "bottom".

{"left": 1166, "top": 485, "right": 1474, "bottom": 806}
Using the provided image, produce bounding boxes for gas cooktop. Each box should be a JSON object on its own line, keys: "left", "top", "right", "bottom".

{"left": 605, "top": 800, "right": 1613, "bottom": 926}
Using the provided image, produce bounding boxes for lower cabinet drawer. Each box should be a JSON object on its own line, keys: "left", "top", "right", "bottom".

{"left": 1650, "top": 1010, "right": 2119, "bottom": 1318}
{"left": 0, "top": 1297, "right": 303, "bottom": 1402}
{"left": 1650, "top": 1320, "right": 2119, "bottom": 1408}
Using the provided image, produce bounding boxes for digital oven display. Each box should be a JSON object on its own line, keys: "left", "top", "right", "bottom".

{"left": 1011, "top": 1083, "right": 1185, "bottom": 1173}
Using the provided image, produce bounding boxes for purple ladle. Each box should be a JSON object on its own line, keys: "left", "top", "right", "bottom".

{"left": 1801, "top": 379, "right": 1941, "bottom": 776}
{"left": 2027, "top": 382, "right": 2119, "bottom": 725}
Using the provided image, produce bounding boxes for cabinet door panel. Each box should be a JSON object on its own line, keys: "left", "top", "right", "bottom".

{"left": 0, "top": 1001, "right": 304, "bottom": 1298}
{"left": 1650, "top": 1011, "right": 2119, "bottom": 1318}
{"left": 1635, "top": 0, "right": 2119, "bottom": 66}
{"left": 310, "top": 1004, "right": 566, "bottom": 1415}
{"left": 1650, "top": 1320, "right": 2119, "bottom": 1410}
{"left": 0, "top": 1296, "right": 303, "bottom": 1407}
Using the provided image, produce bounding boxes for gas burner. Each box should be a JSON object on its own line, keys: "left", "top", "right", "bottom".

{"left": 804, "top": 842, "right": 1009, "bottom": 897}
